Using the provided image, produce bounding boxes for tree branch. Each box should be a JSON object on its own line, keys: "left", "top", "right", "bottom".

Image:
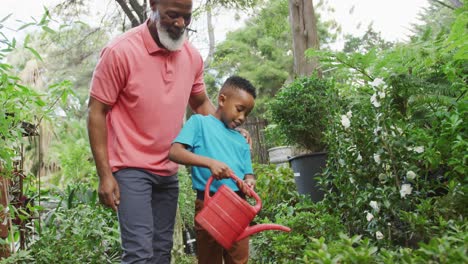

{"left": 128, "top": 0, "right": 145, "bottom": 23}
{"left": 115, "top": 0, "right": 140, "bottom": 28}
{"left": 448, "top": 0, "right": 463, "bottom": 8}
{"left": 429, "top": 0, "right": 455, "bottom": 10}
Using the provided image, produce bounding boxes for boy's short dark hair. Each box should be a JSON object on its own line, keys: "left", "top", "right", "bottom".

{"left": 221, "top": 76, "right": 257, "bottom": 99}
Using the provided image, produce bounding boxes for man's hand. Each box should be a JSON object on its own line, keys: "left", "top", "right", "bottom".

{"left": 208, "top": 160, "right": 233, "bottom": 180}
{"left": 244, "top": 174, "right": 256, "bottom": 189}
{"left": 98, "top": 175, "right": 120, "bottom": 211}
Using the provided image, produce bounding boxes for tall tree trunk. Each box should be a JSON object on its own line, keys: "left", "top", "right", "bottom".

{"left": 288, "top": 0, "right": 320, "bottom": 76}
{"left": 205, "top": 1, "right": 216, "bottom": 68}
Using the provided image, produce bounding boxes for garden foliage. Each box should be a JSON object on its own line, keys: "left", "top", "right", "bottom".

{"left": 1, "top": 1, "right": 466, "bottom": 263}
{"left": 255, "top": 2, "right": 467, "bottom": 262}
{"left": 268, "top": 76, "right": 337, "bottom": 152}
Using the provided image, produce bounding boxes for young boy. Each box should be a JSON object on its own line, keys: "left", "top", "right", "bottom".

{"left": 169, "top": 76, "right": 256, "bottom": 264}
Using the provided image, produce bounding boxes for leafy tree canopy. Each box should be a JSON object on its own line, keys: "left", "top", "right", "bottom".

{"left": 206, "top": 0, "right": 339, "bottom": 117}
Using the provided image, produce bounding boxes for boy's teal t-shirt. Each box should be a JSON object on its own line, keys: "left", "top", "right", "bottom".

{"left": 173, "top": 114, "right": 253, "bottom": 192}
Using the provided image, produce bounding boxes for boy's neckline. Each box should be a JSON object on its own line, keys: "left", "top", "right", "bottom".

{"left": 207, "top": 114, "right": 236, "bottom": 131}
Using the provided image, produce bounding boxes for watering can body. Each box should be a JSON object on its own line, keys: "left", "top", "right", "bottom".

{"left": 195, "top": 174, "right": 291, "bottom": 249}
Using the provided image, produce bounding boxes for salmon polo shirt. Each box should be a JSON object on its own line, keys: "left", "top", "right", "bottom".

{"left": 90, "top": 21, "right": 205, "bottom": 176}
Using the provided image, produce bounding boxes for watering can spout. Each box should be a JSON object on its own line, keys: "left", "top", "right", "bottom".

{"left": 237, "top": 224, "right": 291, "bottom": 242}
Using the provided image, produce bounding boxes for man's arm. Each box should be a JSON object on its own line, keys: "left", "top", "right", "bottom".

{"left": 188, "top": 91, "right": 216, "bottom": 116}
{"left": 169, "top": 142, "right": 231, "bottom": 179}
{"left": 87, "top": 97, "right": 120, "bottom": 211}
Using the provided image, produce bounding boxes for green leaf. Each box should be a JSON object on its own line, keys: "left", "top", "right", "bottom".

{"left": 25, "top": 47, "right": 43, "bottom": 62}
{"left": 16, "top": 22, "right": 35, "bottom": 31}
{"left": 42, "top": 25, "right": 55, "bottom": 34}
{"left": 39, "top": 7, "right": 50, "bottom": 25}
{"left": 0, "top": 13, "right": 13, "bottom": 23}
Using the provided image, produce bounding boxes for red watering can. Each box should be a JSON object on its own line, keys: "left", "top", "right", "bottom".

{"left": 195, "top": 173, "right": 291, "bottom": 249}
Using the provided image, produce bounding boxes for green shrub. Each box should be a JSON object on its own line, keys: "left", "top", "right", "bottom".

{"left": 268, "top": 76, "right": 338, "bottom": 152}
{"left": 251, "top": 200, "right": 345, "bottom": 263}
{"left": 251, "top": 164, "right": 345, "bottom": 263}
{"left": 2, "top": 184, "right": 120, "bottom": 263}
{"left": 28, "top": 204, "right": 120, "bottom": 263}
{"left": 302, "top": 224, "right": 467, "bottom": 264}
{"left": 253, "top": 163, "right": 299, "bottom": 219}
{"left": 320, "top": 73, "right": 466, "bottom": 247}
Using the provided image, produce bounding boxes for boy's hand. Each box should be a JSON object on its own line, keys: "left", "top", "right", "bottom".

{"left": 240, "top": 174, "right": 256, "bottom": 196}
{"left": 209, "top": 160, "right": 232, "bottom": 180}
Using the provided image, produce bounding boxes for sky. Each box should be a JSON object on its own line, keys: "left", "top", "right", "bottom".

{"left": 1, "top": 0, "right": 430, "bottom": 53}
{"left": 325, "top": 0, "right": 429, "bottom": 49}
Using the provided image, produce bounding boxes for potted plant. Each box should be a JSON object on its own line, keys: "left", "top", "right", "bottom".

{"left": 263, "top": 124, "right": 292, "bottom": 168}
{"left": 267, "top": 76, "right": 336, "bottom": 201}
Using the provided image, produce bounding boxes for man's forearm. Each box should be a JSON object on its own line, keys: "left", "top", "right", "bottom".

{"left": 87, "top": 102, "right": 112, "bottom": 180}
{"left": 195, "top": 101, "right": 216, "bottom": 116}
{"left": 189, "top": 92, "right": 216, "bottom": 116}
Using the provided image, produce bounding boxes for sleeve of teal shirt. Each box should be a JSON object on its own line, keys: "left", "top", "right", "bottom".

{"left": 243, "top": 145, "right": 254, "bottom": 175}
{"left": 173, "top": 115, "right": 201, "bottom": 150}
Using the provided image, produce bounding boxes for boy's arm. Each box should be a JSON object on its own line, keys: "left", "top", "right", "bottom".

{"left": 169, "top": 143, "right": 232, "bottom": 180}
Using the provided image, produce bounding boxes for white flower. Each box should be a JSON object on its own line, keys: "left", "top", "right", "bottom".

{"left": 366, "top": 212, "right": 374, "bottom": 222}
{"left": 378, "top": 91, "right": 386, "bottom": 99}
{"left": 350, "top": 177, "right": 355, "bottom": 184}
{"left": 339, "top": 159, "right": 346, "bottom": 166}
{"left": 373, "top": 126, "right": 382, "bottom": 136}
{"left": 391, "top": 126, "right": 403, "bottom": 134}
{"left": 370, "top": 94, "right": 381, "bottom": 107}
{"left": 370, "top": 201, "right": 379, "bottom": 211}
{"left": 346, "top": 110, "right": 353, "bottom": 118}
{"left": 370, "top": 78, "right": 385, "bottom": 87}
{"left": 356, "top": 153, "right": 362, "bottom": 162}
{"left": 413, "top": 146, "right": 425, "bottom": 153}
{"left": 54, "top": 106, "right": 67, "bottom": 117}
{"left": 373, "top": 153, "right": 381, "bottom": 164}
{"left": 406, "top": 171, "right": 417, "bottom": 180}
{"left": 376, "top": 231, "right": 384, "bottom": 240}
{"left": 378, "top": 173, "right": 387, "bottom": 181}
{"left": 400, "top": 184, "right": 413, "bottom": 198}
{"left": 341, "top": 115, "right": 351, "bottom": 129}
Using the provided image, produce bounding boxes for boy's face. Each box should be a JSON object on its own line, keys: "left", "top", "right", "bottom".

{"left": 218, "top": 87, "right": 255, "bottom": 129}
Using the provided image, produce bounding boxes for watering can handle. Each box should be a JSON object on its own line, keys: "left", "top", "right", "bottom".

{"left": 204, "top": 173, "right": 262, "bottom": 212}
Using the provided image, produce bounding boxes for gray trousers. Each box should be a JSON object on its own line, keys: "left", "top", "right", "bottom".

{"left": 114, "top": 168, "right": 179, "bottom": 264}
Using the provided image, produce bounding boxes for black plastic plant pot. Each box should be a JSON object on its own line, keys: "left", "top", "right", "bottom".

{"left": 289, "top": 152, "right": 327, "bottom": 202}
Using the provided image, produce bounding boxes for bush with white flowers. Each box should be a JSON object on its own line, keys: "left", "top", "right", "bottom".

{"left": 320, "top": 74, "right": 466, "bottom": 247}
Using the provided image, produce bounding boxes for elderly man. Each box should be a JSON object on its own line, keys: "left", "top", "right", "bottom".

{"left": 87, "top": 0, "right": 215, "bottom": 262}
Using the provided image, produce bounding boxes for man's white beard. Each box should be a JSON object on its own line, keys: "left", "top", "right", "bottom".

{"left": 151, "top": 11, "right": 186, "bottom": 51}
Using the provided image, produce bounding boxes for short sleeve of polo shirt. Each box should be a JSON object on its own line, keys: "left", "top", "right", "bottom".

{"left": 90, "top": 47, "right": 127, "bottom": 105}
{"left": 191, "top": 56, "right": 205, "bottom": 96}
{"left": 173, "top": 115, "right": 200, "bottom": 149}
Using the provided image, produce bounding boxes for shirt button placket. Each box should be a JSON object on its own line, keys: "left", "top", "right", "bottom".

{"left": 164, "top": 53, "right": 174, "bottom": 83}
